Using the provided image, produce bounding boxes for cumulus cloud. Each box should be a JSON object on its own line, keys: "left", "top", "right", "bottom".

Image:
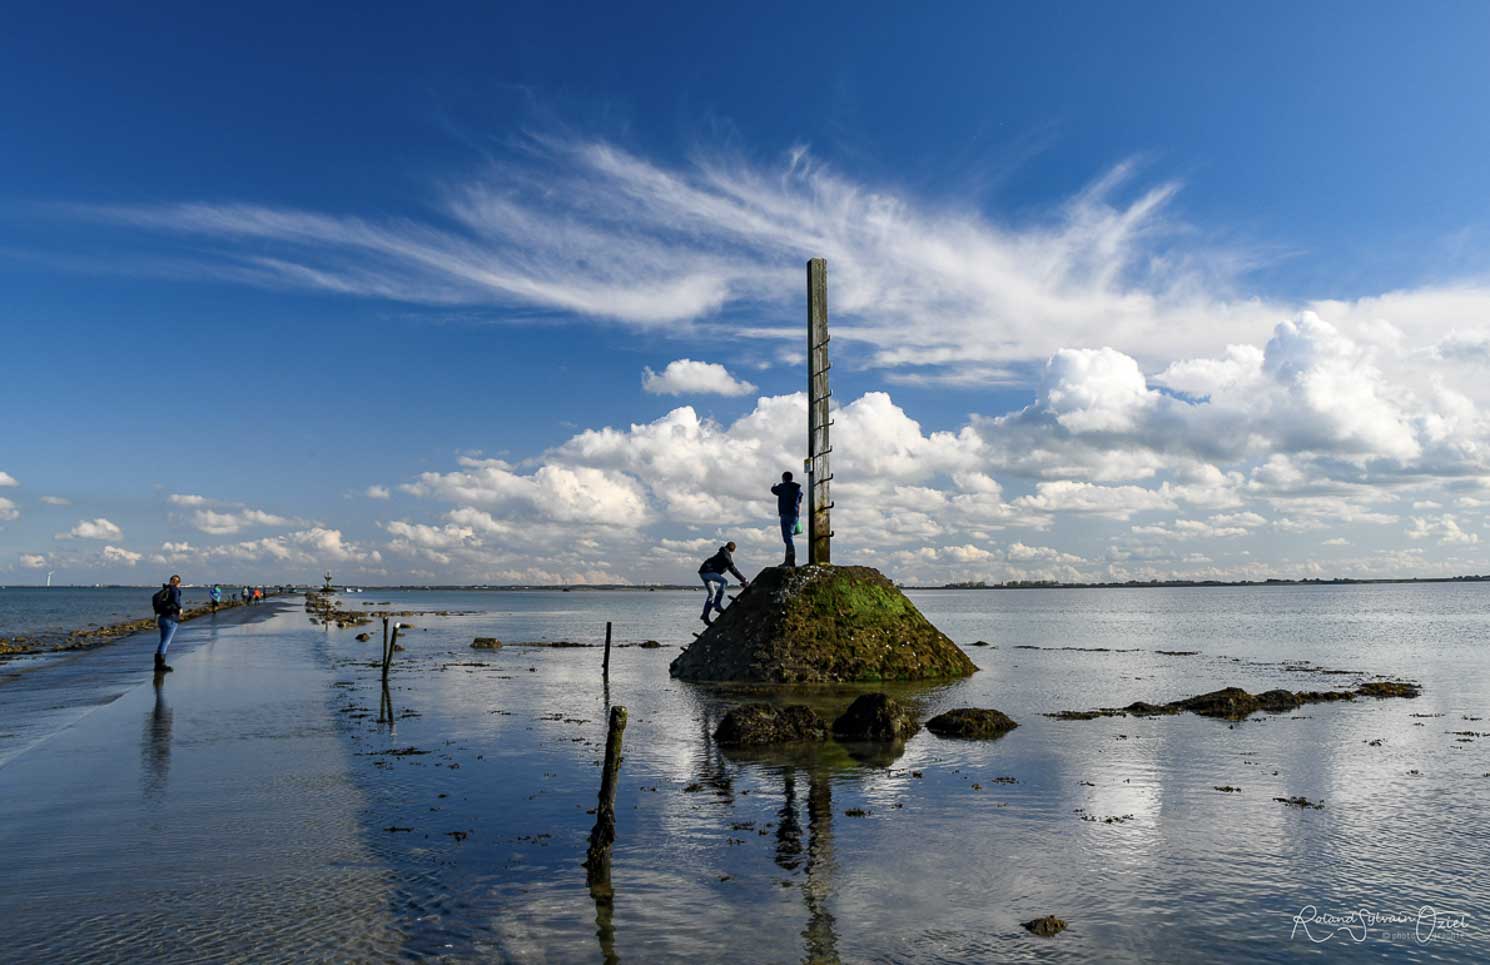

{"left": 401, "top": 459, "right": 650, "bottom": 527}
{"left": 190, "top": 507, "right": 297, "bottom": 535}
{"left": 0, "top": 471, "right": 17, "bottom": 487}
{"left": 642, "top": 359, "right": 758, "bottom": 396}
{"left": 167, "top": 493, "right": 209, "bottom": 506}
{"left": 101, "top": 545, "right": 142, "bottom": 566}
{"left": 157, "top": 528, "right": 381, "bottom": 568}
{"left": 19, "top": 553, "right": 48, "bottom": 568}
{"left": 0, "top": 497, "right": 17, "bottom": 523}
{"left": 60, "top": 517, "right": 123, "bottom": 540}
{"left": 366, "top": 485, "right": 391, "bottom": 500}
{"left": 1407, "top": 514, "right": 1479, "bottom": 545}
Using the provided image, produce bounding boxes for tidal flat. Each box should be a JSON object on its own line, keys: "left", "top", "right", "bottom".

{"left": 2, "top": 583, "right": 1487, "bottom": 961}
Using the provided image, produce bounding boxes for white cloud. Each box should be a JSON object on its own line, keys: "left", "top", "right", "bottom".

{"left": 0, "top": 497, "right": 17, "bottom": 523}
{"left": 60, "top": 517, "right": 123, "bottom": 540}
{"left": 366, "top": 485, "right": 391, "bottom": 500}
{"left": 40, "top": 495, "right": 70, "bottom": 506}
{"left": 0, "top": 471, "right": 17, "bottom": 487}
{"left": 1407, "top": 514, "right": 1479, "bottom": 545}
{"left": 101, "top": 545, "right": 142, "bottom": 566}
{"left": 642, "top": 359, "right": 758, "bottom": 397}
{"left": 402, "top": 459, "right": 651, "bottom": 528}
{"left": 190, "top": 507, "right": 296, "bottom": 535}
{"left": 168, "top": 493, "right": 209, "bottom": 506}
{"left": 19, "top": 553, "right": 48, "bottom": 568}
{"left": 1012, "top": 481, "right": 1175, "bottom": 520}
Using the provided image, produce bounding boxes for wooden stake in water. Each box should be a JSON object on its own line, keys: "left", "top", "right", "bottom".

{"left": 382, "top": 621, "right": 401, "bottom": 682}
{"left": 603, "top": 621, "right": 612, "bottom": 679}
{"left": 585, "top": 705, "right": 628, "bottom": 889}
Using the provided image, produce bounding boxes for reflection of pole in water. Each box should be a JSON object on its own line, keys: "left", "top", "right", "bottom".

{"left": 802, "top": 770, "right": 839, "bottom": 965}
{"left": 141, "top": 677, "right": 173, "bottom": 797}
{"left": 774, "top": 768, "right": 803, "bottom": 871}
{"left": 591, "top": 887, "right": 619, "bottom": 965}
{"left": 377, "top": 682, "right": 396, "bottom": 731}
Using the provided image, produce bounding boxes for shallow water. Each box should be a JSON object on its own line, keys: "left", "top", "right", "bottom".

{"left": 2, "top": 584, "right": 1488, "bottom": 961}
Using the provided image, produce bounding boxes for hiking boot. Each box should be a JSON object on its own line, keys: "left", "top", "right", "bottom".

{"left": 700, "top": 613, "right": 713, "bottom": 626}
{"left": 154, "top": 656, "right": 174, "bottom": 673}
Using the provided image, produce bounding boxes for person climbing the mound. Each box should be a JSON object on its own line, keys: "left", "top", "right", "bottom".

{"left": 698, "top": 542, "right": 748, "bottom": 625}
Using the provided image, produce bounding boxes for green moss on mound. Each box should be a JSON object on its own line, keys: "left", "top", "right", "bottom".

{"left": 669, "top": 565, "right": 978, "bottom": 684}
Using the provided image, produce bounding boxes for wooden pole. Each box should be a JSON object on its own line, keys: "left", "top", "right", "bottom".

{"left": 382, "top": 623, "right": 400, "bottom": 682}
{"left": 603, "top": 621, "right": 612, "bottom": 678}
{"left": 585, "top": 705, "right": 628, "bottom": 889}
{"left": 807, "top": 258, "right": 832, "bottom": 566}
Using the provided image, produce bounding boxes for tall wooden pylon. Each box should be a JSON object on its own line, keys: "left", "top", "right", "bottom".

{"left": 807, "top": 258, "right": 832, "bottom": 565}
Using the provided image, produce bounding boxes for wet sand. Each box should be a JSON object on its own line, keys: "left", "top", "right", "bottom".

{"left": 0, "top": 604, "right": 404, "bottom": 960}
{"left": 0, "top": 599, "right": 285, "bottom": 767}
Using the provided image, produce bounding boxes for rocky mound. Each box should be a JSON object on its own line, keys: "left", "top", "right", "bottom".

{"left": 926, "top": 707, "right": 1020, "bottom": 740}
{"left": 714, "top": 704, "right": 830, "bottom": 746}
{"left": 832, "top": 693, "right": 920, "bottom": 741}
{"left": 669, "top": 565, "right": 977, "bottom": 683}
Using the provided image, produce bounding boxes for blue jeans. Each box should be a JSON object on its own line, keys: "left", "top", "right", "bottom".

{"left": 780, "top": 516, "right": 799, "bottom": 565}
{"left": 157, "top": 617, "right": 179, "bottom": 657}
{"left": 700, "top": 573, "right": 727, "bottom": 614}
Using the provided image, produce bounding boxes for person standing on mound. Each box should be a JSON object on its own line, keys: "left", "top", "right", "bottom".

{"left": 770, "top": 471, "right": 804, "bottom": 567}
{"left": 698, "top": 542, "right": 748, "bottom": 625}
{"left": 151, "top": 574, "right": 183, "bottom": 673}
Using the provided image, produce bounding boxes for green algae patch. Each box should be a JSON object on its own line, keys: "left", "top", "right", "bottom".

{"left": 669, "top": 565, "right": 977, "bottom": 684}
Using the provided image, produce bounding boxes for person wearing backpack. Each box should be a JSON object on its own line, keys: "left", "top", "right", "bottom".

{"left": 770, "top": 471, "right": 804, "bottom": 567}
{"left": 209, "top": 584, "right": 222, "bottom": 611}
{"left": 151, "top": 574, "right": 184, "bottom": 673}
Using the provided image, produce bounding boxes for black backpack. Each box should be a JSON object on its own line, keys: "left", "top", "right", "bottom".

{"left": 152, "top": 586, "right": 174, "bottom": 616}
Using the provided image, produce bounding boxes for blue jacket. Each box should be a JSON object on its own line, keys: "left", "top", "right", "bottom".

{"left": 771, "top": 481, "right": 803, "bottom": 519}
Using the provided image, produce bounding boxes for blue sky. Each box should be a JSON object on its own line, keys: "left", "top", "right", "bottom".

{"left": 5, "top": 2, "right": 1490, "bottom": 585}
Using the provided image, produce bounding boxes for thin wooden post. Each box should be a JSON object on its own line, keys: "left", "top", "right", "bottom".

{"left": 807, "top": 258, "right": 832, "bottom": 565}
{"left": 602, "top": 621, "right": 612, "bottom": 678}
{"left": 585, "top": 705, "right": 628, "bottom": 889}
{"left": 382, "top": 623, "right": 400, "bottom": 682}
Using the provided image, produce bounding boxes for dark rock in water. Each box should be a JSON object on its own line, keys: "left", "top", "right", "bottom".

{"left": 1122, "top": 701, "right": 1179, "bottom": 716}
{"left": 1045, "top": 709, "right": 1107, "bottom": 721}
{"left": 472, "top": 637, "right": 502, "bottom": 649}
{"left": 715, "top": 704, "right": 830, "bottom": 746}
{"left": 1022, "top": 915, "right": 1067, "bottom": 936}
{"left": 1274, "top": 795, "right": 1323, "bottom": 810}
{"left": 972, "top": 640, "right": 990, "bottom": 647}
{"left": 926, "top": 707, "right": 1019, "bottom": 740}
{"left": 831, "top": 693, "right": 919, "bottom": 741}
{"left": 639, "top": 640, "right": 662, "bottom": 649}
{"left": 1357, "top": 681, "right": 1420, "bottom": 699}
{"left": 354, "top": 632, "right": 371, "bottom": 642}
{"left": 669, "top": 565, "right": 976, "bottom": 683}
{"left": 1255, "top": 689, "right": 1302, "bottom": 712}
{"left": 1173, "top": 687, "right": 1261, "bottom": 720}
{"left": 1059, "top": 680, "right": 1420, "bottom": 723}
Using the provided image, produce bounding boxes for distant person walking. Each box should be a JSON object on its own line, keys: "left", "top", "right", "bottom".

{"left": 699, "top": 542, "right": 748, "bottom": 625}
{"left": 771, "top": 471, "right": 804, "bottom": 567}
{"left": 253, "top": 586, "right": 263, "bottom": 603}
{"left": 209, "top": 584, "right": 222, "bottom": 612}
{"left": 151, "top": 574, "right": 183, "bottom": 673}
{"left": 242, "top": 586, "right": 251, "bottom": 606}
